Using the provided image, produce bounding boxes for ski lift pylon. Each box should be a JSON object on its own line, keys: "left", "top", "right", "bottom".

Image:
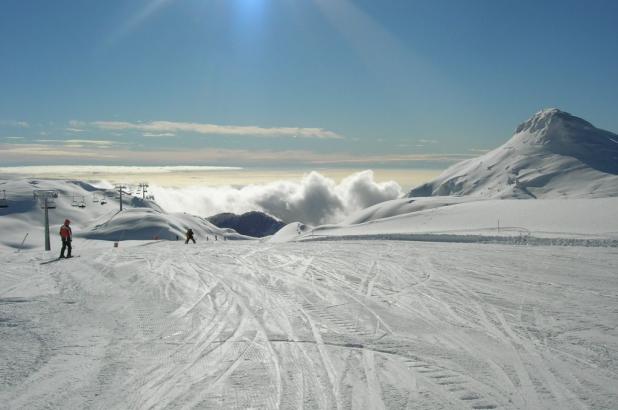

{"left": 0, "top": 190, "right": 8, "bottom": 208}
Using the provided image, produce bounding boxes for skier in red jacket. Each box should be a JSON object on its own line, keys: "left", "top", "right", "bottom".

{"left": 59, "top": 219, "right": 72, "bottom": 258}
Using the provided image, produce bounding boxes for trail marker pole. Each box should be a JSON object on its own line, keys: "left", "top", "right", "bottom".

{"left": 44, "top": 198, "right": 50, "bottom": 250}
{"left": 18, "top": 233, "right": 29, "bottom": 252}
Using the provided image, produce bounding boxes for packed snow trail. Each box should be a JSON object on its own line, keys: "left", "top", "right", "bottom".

{"left": 1, "top": 241, "right": 617, "bottom": 409}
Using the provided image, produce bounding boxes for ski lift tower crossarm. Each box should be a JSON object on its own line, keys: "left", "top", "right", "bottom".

{"left": 33, "top": 189, "right": 59, "bottom": 251}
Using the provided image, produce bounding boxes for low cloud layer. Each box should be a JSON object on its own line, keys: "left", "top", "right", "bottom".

{"left": 82, "top": 120, "right": 343, "bottom": 140}
{"left": 0, "top": 165, "right": 241, "bottom": 175}
{"left": 151, "top": 170, "right": 402, "bottom": 225}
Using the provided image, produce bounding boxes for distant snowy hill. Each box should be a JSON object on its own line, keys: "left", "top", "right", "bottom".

{"left": 299, "top": 197, "right": 618, "bottom": 244}
{"left": 0, "top": 179, "right": 247, "bottom": 249}
{"left": 409, "top": 109, "right": 618, "bottom": 198}
{"left": 207, "top": 211, "right": 285, "bottom": 238}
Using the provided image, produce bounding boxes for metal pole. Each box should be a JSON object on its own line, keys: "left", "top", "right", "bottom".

{"left": 44, "top": 198, "right": 50, "bottom": 251}
{"left": 119, "top": 186, "right": 123, "bottom": 211}
{"left": 18, "top": 233, "right": 29, "bottom": 252}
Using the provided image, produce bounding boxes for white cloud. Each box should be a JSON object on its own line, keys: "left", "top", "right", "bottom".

{"left": 0, "top": 165, "right": 241, "bottom": 175}
{"left": 151, "top": 170, "right": 402, "bottom": 225}
{"left": 1, "top": 135, "right": 475, "bottom": 168}
{"left": 66, "top": 139, "right": 119, "bottom": 146}
{"left": 0, "top": 120, "right": 30, "bottom": 128}
{"left": 0, "top": 141, "right": 473, "bottom": 166}
{"left": 0, "top": 143, "right": 112, "bottom": 158}
{"left": 88, "top": 120, "right": 344, "bottom": 139}
{"left": 142, "top": 132, "right": 176, "bottom": 138}
{"left": 35, "top": 139, "right": 122, "bottom": 147}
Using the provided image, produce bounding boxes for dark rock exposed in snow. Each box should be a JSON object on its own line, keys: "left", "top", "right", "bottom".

{"left": 207, "top": 211, "right": 286, "bottom": 238}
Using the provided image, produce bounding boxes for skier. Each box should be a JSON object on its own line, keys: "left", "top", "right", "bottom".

{"left": 185, "top": 228, "right": 196, "bottom": 244}
{"left": 59, "top": 219, "right": 72, "bottom": 258}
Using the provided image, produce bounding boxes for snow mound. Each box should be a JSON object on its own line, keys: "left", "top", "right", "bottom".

{"left": 79, "top": 208, "right": 244, "bottom": 241}
{"left": 341, "top": 196, "right": 478, "bottom": 225}
{"left": 268, "top": 222, "right": 311, "bottom": 243}
{"left": 409, "top": 109, "right": 618, "bottom": 199}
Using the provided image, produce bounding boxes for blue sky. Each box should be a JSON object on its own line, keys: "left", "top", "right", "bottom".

{"left": 1, "top": 0, "right": 617, "bottom": 167}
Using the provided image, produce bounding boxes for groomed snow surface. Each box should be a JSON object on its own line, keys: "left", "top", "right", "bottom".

{"left": 1, "top": 239, "right": 617, "bottom": 409}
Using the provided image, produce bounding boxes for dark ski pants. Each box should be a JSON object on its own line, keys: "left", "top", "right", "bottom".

{"left": 60, "top": 238, "right": 72, "bottom": 257}
{"left": 185, "top": 237, "right": 196, "bottom": 244}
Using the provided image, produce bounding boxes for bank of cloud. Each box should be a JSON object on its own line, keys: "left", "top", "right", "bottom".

{"left": 81, "top": 120, "right": 344, "bottom": 140}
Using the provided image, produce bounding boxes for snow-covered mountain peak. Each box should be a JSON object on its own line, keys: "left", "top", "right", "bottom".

{"left": 516, "top": 108, "right": 578, "bottom": 133}
{"left": 409, "top": 109, "right": 618, "bottom": 199}
{"left": 511, "top": 108, "right": 597, "bottom": 147}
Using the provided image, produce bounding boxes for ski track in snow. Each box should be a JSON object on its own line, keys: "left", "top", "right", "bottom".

{"left": 1, "top": 241, "right": 617, "bottom": 409}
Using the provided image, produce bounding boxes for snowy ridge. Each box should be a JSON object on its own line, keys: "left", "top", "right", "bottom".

{"left": 409, "top": 109, "right": 618, "bottom": 198}
{"left": 0, "top": 179, "right": 248, "bottom": 249}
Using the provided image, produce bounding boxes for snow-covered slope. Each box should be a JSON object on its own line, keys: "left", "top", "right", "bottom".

{"left": 2, "top": 239, "right": 617, "bottom": 409}
{"left": 0, "top": 179, "right": 248, "bottom": 249}
{"left": 409, "top": 109, "right": 618, "bottom": 199}
{"left": 304, "top": 197, "right": 618, "bottom": 243}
